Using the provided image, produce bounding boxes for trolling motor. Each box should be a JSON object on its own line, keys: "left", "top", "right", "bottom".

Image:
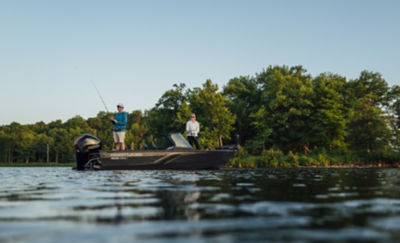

{"left": 74, "top": 134, "right": 102, "bottom": 170}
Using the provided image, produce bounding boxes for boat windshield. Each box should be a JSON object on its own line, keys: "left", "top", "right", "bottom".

{"left": 169, "top": 133, "right": 193, "bottom": 149}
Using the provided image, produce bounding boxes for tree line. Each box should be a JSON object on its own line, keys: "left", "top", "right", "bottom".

{"left": 1, "top": 65, "right": 400, "bottom": 164}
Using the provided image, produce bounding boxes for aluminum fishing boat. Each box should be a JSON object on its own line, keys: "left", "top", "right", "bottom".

{"left": 74, "top": 133, "right": 236, "bottom": 170}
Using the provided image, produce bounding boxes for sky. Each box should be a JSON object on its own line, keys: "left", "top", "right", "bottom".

{"left": 0, "top": 0, "right": 399, "bottom": 125}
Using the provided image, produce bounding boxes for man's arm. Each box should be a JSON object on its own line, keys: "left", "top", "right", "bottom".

{"left": 195, "top": 122, "right": 200, "bottom": 135}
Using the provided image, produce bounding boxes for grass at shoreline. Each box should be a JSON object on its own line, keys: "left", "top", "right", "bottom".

{"left": 228, "top": 149, "right": 400, "bottom": 168}
{"left": 0, "top": 162, "right": 74, "bottom": 167}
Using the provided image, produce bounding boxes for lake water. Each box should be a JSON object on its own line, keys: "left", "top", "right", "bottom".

{"left": 1, "top": 168, "right": 400, "bottom": 242}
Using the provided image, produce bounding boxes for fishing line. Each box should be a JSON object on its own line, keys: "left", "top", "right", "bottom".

{"left": 91, "top": 81, "right": 110, "bottom": 112}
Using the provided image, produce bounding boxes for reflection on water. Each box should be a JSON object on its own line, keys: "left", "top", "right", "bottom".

{"left": 1, "top": 168, "right": 400, "bottom": 242}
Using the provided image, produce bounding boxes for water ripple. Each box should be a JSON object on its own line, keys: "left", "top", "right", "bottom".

{"left": 1, "top": 167, "right": 400, "bottom": 242}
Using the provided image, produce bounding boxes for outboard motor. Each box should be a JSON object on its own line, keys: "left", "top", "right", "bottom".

{"left": 74, "top": 134, "right": 102, "bottom": 170}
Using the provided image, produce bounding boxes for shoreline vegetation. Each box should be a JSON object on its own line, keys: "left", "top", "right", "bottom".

{"left": 228, "top": 149, "right": 400, "bottom": 168}
{"left": 1, "top": 65, "right": 400, "bottom": 167}
{"left": 0, "top": 162, "right": 74, "bottom": 167}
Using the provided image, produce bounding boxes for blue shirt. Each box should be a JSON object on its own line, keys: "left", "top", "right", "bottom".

{"left": 113, "top": 112, "right": 127, "bottom": 132}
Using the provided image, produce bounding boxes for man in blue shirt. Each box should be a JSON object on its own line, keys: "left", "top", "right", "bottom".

{"left": 110, "top": 103, "right": 127, "bottom": 150}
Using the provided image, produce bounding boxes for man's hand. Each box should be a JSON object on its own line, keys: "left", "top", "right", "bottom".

{"left": 110, "top": 117, "right": 117, "bottom": 124}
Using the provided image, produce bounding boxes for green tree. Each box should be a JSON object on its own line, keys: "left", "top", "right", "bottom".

{"left": 388, "top": 85, "right": 400, "bottom": 149}
{"left": 247, "top": 106, "right": 272, "bottom": 152}
{"left": 188, "top": 79, "right": 236, "bottom": 148}
{"left": 0, "top": 132, "right": 11, "bottom": 162}
{"left": 149, "top": 83, "right": 187, "bottom": 138}
{"left": 49, "top": 128, "right": 71, "bottom": 163}
{"left": 346, "top": 71, "right": 389, "bottom": 107}
{"left": 345, "top": 71, "right": 391, "bottom": 151}
{"left": 257, "top": 65, "right": 314, "bottom": 153}
{"left": 311, "top": 73, "right": 348, "bottom": 151}
{"left": 14, "top": 126, "right": 36, "bottom": 163}
{"left": 0, "top": 122, "right": 34, "bottom": 163}
{"left": 223, "top": 76, "right": 261, "bottom": 145}
{"left": 347, "top": 95, "right": 391, "bottom": 151}
{"left": 175, "top": 101, "right": 192, "bottom": 129}
{"left": 87, "top": 111, "right": 114, "bottom": 149}
{"left": 33, "top": 133, "right": 54, "bottom": 162}
{"left": 125, "top": 110, "right": 149, "bottom": 150}
{"left": 64, "top": 116, "right": 95, "bottom": 134}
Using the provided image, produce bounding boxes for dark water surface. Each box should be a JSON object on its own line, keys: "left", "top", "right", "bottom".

{"left": 1, "top": 168, "right": 400, "bottom": 242}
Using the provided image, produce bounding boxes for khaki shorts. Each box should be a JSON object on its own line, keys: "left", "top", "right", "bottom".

{"left": 113, "top": 131, "right": 126, "bottom": 143}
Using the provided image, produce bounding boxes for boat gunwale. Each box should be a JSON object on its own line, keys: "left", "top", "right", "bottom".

{"left": 99, "top": 149, "right": 235, "bottom": 158}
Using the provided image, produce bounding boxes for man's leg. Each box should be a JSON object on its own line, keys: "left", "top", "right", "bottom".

{"left": 193, "top": 136, "right": 200, "bottom": 149}
{"left": 188, "top": 136, "right": 194, "bottom": 147}
{"left": 113, "top": 132, "right": 118, "bottom": 150}
{"left": 120, "top": 132, "right": 126, "bottom": 151}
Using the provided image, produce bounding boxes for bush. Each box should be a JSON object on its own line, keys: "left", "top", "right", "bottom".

{"left": 359, "top": 150, "right": 400, "bottom": 164}
{"left": 287, "top": 151, "right": 299, "bottom": 166}
{"left": 228, "top": 147, "right": 249, "bottom": 168}
{"left": 298, "top": 155, "right": 316, "bottom": 166}
{"left": 261, "top": 148, "right": 284, "bottom": 167}
{"left": 317, "top": 153, "right": 331, "bottom": 166}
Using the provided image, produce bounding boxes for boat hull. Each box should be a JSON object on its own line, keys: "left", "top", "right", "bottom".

{"left": 96, "top": 149, "right": 234, "bottom": 170}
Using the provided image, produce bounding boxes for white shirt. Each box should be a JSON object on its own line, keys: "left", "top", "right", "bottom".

{"left": 186, "top": 120, "right": 200, "bottom": 137}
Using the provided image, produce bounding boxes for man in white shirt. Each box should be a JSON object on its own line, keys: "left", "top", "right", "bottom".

{"left": 186, "top": 113, "right": 200, "bottom": 149}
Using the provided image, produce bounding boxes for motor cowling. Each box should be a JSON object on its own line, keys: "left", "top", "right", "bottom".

{"left": 74, "top": 134, "right": 102, "bottom": 170}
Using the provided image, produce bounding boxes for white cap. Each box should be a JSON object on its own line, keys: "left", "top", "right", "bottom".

{"left": 117, "top": 103, "right": 124, "bottom": 108}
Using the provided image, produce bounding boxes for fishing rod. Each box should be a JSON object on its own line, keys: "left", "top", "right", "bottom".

{"left": 91, "top": 81, "right": 110, "bottom": 113}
